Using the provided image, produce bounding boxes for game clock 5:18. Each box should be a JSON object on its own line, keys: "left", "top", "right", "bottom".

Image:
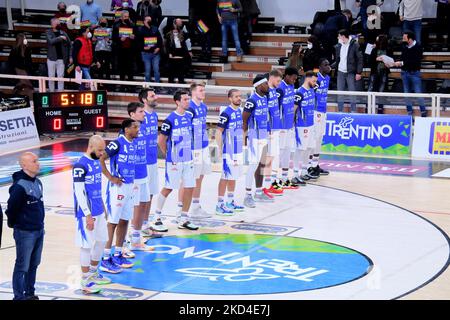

{"left": 60, "top": 93, "right": 94, "bottom": 106}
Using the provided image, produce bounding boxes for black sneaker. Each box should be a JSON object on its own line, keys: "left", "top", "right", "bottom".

{"left": 306, "top": 168, "right": 319, "bottom": 180}
{"left": 178, "top": 220, "right": 199, "bottom": 231}
{"left": 25, "top": 295, "right": 39, "bottom": 300}
{"left": 291, "top": 176, "right": 306, "bottom": 186}
{"left": 317, "top": 165, "right": 330, "bottom": 176}
{"left": 300, "top": 174, "right": 311, "bottom": 181}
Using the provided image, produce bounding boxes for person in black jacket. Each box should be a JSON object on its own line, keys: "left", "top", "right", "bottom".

{"left": 8, "top": 33, "right": 34, "bottom": 99}
{"left": 6, "top": 152, "right": 44, "bottom": 300}
{"left": 393, "top": 31, "right": 426, "bottom": 117}
{"left": 137, "top": 15, "right": 163, "bottom": 82}
{"left": 302, "top": 35, "right": 326, "bottom": 72}
{"left": 165, "top": 23, "right": 191, "bottom": 84}
{"left": 322, "top": 10, "right": 352, "bottom": 61}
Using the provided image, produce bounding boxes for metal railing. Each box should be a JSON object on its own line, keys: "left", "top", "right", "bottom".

{"left": 1, "top": 73, "right": 449, "bottom": 118}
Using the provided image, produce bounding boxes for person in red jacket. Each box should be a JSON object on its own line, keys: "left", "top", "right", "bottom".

{"left": 73, "top": 27, "right": 100, "bottom": 90}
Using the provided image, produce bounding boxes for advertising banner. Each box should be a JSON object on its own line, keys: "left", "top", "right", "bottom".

{"left": 412, "top": 118, "right": 450, "bottom": 160}
{"left": 322, "top": 113, "right": 412, "bottom": 156}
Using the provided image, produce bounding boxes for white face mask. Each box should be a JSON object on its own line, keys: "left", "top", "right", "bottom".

{"left": 307, "top": 43, "right": 313, "bottom": 50}
{"left": 23, "top": 39, "right": 28, "bottom": 45}
{"left": 87, "top": 32, "right": 92, "bottom": 38}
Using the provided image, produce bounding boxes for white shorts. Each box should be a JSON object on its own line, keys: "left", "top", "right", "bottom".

{"left": 134, "top": 181, "right": 150, "bottom": 205}
{"left": 146, "top": 163, "right": 159, "bottom": 196}
{"left": 295, "top": 126, "right": 316, "bottom": 151}
{"left": 221, "top": 154, "right": 243, "bottom": 181}
{"left": 248, "top": 138, "right": 268, "bottom": 165}
{"left": 193, "top": 147, "right": 212, "bottom": 179}
{"left": 314, "top": 111, "right": 327, "bottom": 141}
{"left": 75, "top": 213, "right": 108, "bottom": 249}
{"left": 106, "top": 183, "right": 135, "bottom": 224}
{"left": 268, "top": 131, "right": 280, "bottom": 158}
{"left": 279, "top": 128, "right": 296, "bottom": 152}
{"left": 164, "top": 161, "right": 195, "bottom": 189}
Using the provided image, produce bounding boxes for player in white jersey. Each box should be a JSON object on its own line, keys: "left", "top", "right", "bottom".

{"left": 215, "top": 89, "right": 246, "bottom": 215}
{"left": 100, "top": 119, "right": 140, "bottom": 270}
{"left": 153, "top": 90, "right": 199, "bottom": 231}
{"left": 73, "top": 135, "right": 113, "bottom": 294}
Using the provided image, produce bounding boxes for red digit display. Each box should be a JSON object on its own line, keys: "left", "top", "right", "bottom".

{"left": 53, "top": 118, "right": 62, "bottom": 130}
{"left": 96, "top": 116, "right": 105, "bottom": 128}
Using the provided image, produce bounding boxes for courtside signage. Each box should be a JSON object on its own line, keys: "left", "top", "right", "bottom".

{"left": 109, "top": 234, "right": 372, "bottom": 295}
{"left": 412, "top": 117, "right": 450, "bottom": 160}
{"left": 322, "top": 113, "right": 412, "bottom": 155}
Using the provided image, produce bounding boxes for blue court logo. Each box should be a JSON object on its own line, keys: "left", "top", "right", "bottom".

{"left": 74, "top": 288, "right": 144, "bottom": 300}
{"left": 231, "top": 224, "right": 289, "bottom": 233}
{"left": 109, "top": 234, "right": 372, "bottom": 295}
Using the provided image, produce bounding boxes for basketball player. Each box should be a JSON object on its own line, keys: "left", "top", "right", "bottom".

{"left": 73, "top": 135, "right": 113, "bottom": 294}
{"left": 277, "top": 67, "right": 300, "bottom": 189}
{"left": 127, "top": 102, "right": 154, "bottom": 251}
{"left": 292, "top": 71, "right": 319, "bottom": 184}
{"left": 138, "top": 88, "right": 165, "bottom": 234}
{"left": 100, "top": 119, "right": 139, "bottom": 271}
{"left": 153, "top": 90, "right": 199, "bottom": 230}
{"left": 215, "top": 89, "right": 245, "bottom": 215}
{"left": 243, "top": 74, "right": 274, "bottom": 208}
{"left": 308, "top": 58, "right": 331, "bottom": 176}
{"left": 178, "top": 83, "right": 212, "bottom": 219}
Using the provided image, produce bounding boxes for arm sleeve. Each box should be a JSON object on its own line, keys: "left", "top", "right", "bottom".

{"left": 217, "top": 111, "right": 230, "bottom": 129}
{"left": 294, "top": 90, "right": 303, "bottom": 105}
{"left": 355, "top": 43, "right": 364, "bottom": 74}
{"left": 105, "top": 140, "right": 120, "bottom": 158}
{"left": 243, "top": 99, "right": 256, "bottom": 114}
{"left": 158, "top": 17, "right": 168, "bottom": 38}
{"left": 6, "top": 184, "right": 25, "bottom": 221}
{"left": 72, "top": 164, "right": 91, "bottom": 217}
{"left": 160, "top": 118, "right": 172, "bottom": 136}
{"left": 399, "top": 1, "right": 404, "bottom": 16}
{"left": 47, "top": 30, "right": 62, "bottom": 45}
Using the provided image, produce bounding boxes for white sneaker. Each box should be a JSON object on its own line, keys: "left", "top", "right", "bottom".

{"left": 150, "top": 219, "right": 169, "bottom": 232}
{"left": 190, "top": 206, "right": 212, "bottom": 219}
{"left": 81, "top": 275, "right": 102, "bottom": 294}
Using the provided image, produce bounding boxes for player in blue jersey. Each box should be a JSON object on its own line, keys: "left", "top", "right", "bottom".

{"left": 293, "top": 71, "right": 319, "bottom": 184}
{"left": 178, "top": 82, "right": 212, "bottom": 219}
{"left": 276, "top": 67, "right": 300, "bottom": 189}
{"left": 242, "top": 74, "right": 274, "bottom": 208}
{"left": 73, "top": 135, "right": 113, "bottom": 294}
{"left": 125, "top": 102, "right": 155, "bottom": 252}
{"left": 308, "top": 59, "right": 331, "bottom": 177}
{"left": 153, "top": 90, "right": 199, "bottom": 231}
{"left": 215, "top": 89, "right": 246, "bottom": 215}
{"left": 100, "top": 119, "right": 140, "bottom": 271}
{"left": 137, "top": 88, "right": 164, "bottom": 234}
{"left": 264, "top": 69, "right": 284, "bottom": 196}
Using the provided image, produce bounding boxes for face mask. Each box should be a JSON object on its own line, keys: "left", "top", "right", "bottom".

{"left": 122, "top": 2, "right": 129, "bottom": 7}
{"left": 307, "top": 43, "right": 313, "bottom": 50}
{"left": 87, "top": 32, "right": 92, "bottom": 38}
{"left": 124, "top": 19, "right": 130, "bottom": 24}
{"left": 59, "top": 8, "right": 66, "bottom": 13}
{"left": 55, "top": 25, "right": 61, "bottom": 30}
{"left": 87, "top": 0, "right": 93, "bottom": 4}
{"left": 100, "top": 22, "right": 107, "bottom": 27}
{"left": 338, "top": 39, "right": 344, "bottom": 45}
{"left": 90, "top": 152, "right": 100, "bottom": 160}
{"left": 145, "top": 20, "right": 151, "bottom": 26}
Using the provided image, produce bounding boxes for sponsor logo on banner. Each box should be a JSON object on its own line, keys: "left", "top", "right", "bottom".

{"left": 108, "top": 234, "right": 372, "bottom": 294}
{"left": 322, "top": 113, "right": 412, "bottom": 155}
{"left": 412, "top": 118, "right": 450, "bottom": 160}
{"left": 0, "top": 107, "right": 40, "bottom": 154}
{"left": 428, "top": 122, "right": 450, "bottom": 155}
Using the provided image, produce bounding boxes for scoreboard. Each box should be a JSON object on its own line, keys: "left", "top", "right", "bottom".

{"left": 33, "top": 91, "right": 108, "bottom": 134}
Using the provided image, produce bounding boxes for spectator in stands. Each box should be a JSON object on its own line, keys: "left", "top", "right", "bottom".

{"left": 8, "top": 33, "right": 34, "bottom": 99}
{"left": 367, "top": 34, "right": 391, "bottom": 114}
{"left": 114, "top": 0, "right": 138, "bottom": 23}
{"left": 217, "top": 0, "right": 244, "bottom": 63}
{"left": 54, "top": 2, "right": 73, "bottom": 38}
{"left": 399, "top": 0, "right": 423, "bottom": 45}
{"left": 73, "top": 27, "right": 98, "bottom": 90}
{"left": 190, "top": 0, "right": 217, "bottom": 62}
{"left": 140, "top": 0, "right": 163, "bottom": 27}
{"left": 240, "top": 0, "right": 261, "bottom": 54}
{"left": 112, "top": 10, "right": 136, "bottom": 90}
{"left": 81, "top": 0, "right": 103, "bottom": 27}
{"left": 137, "top": 15, "right": 163, "bottom": 83}
{"left": 137, "top": 0, "right": 152, "bottom": 22}
{"left": 302, "top": 35, "right": 325, "bottom": 72}
{"left": 355, "top": 0, "right": 384, "bottom": 38}
{"left": 94, "top": 17, "right": 113, "bottom": 81}
{"left": 165, "top": 22, "right": 190, "bottom": 84}
{"left": 393, "top": 31, "right": 427, "bottom": 117}
{"left": 331, "top": 29, "right": 363, "bottom": 113}
{"left": 111, "top": 0, "right": 134, "bottom": 10}
{"left": 435, "top": 0, "right": 449, "bottom": 42}
{"left": 46, "top": 18, "right": 71, "bottom": 92}
{"left": 323, "top": 9, "right": 352, "bottom": 61}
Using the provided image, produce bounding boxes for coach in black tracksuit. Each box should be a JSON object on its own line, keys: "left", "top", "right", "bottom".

{"left": 6, "top": 152, "right": 45, "bottom": 300}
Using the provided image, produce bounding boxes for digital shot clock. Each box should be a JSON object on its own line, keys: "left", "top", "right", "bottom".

{"left": 33, "top": 91, "right": 108, "bottom": 134}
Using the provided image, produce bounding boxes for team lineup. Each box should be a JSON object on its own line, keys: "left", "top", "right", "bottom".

{"left": 72, "top": 58, "right": 332, "bottom": 294}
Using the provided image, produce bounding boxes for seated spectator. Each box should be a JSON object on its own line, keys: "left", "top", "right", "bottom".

{"left": 94, "top": 17, "right": 113, "bottom": 81}
{"left": 302, "top": 35, "right": 325, "bottom": 72}
{"left": 73, "top": 27, "right": 98, "bottom": 90}
{"left": 322, "top": 9, "right": 352, "bottom": 61}
{"left": 46, "top": 18, "right": 71, "bottom": 92}
{"left": 81, "top": 0, "right": 102, "bottom": 28}
{"left": 399, "top": 0, "right": 423, "bottom": 45}
{"left": 217, "top": 0, "right": 244, "bottom": 62}
{"left": 112, "top": 11, "right": 136, "bottom": 90}
{"left": 111, "top": 0, "right": 134, "bottom": 10}
{"left": 137, "top": 15, "right": 163, "bottom": 83}
{"left": 367, "top": 34, "right": 392, "bottom": 114}
{"left": 8, "top": 33, "right": 34, "bottom": 99}
{"left": 165, "top": 23, "right": 190, "bottom": 83}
